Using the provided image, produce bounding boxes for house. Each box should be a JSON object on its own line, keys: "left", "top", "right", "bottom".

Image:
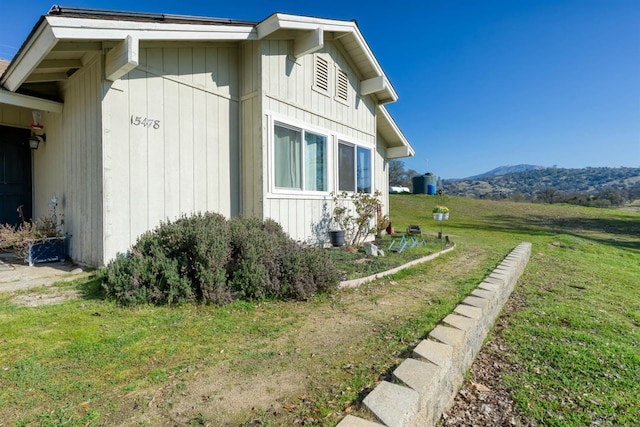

{"left": 0, "top": 6, "right": 414, "bottom": 266}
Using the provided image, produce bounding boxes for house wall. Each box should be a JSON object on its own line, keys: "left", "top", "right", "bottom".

{"left": 375, "top": 136, "right": 390, "bottom": 216}
{"left": 258, "top": 39, "right": 379, "bottom": 243}
{"left": 101, "top": 43, "right": 241, "bottom": 263}
{"left": 34, "top": 55, "right": 104, "bottom": 266}
{"left": 239, "top": 40, "right": 263, "bottom": 219}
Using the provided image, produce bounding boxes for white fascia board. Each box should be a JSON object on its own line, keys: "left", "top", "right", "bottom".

{"left": 381, "top": 76, "right": 398, "bottom": 103}
{"left": 1, "top": 23, "right": 58, "bottom": 91}
{"left": 378, "top": 105, "right": 414, "bottom": 157}
{"left": 47, "top": 16, "right": 257, "bottom": 41}
{"left": 0, "top": 90, "right": 63, "bottom": 113}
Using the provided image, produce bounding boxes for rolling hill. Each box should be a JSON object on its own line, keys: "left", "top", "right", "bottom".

{"left": 442, "top": 166, "right": 640, "bottom": 201}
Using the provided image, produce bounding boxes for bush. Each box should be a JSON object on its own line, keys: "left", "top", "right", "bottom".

{"left": 281, "top": 245, "right": 339, "bottom": 300}
{"left": 99, "top": 213, "right": 339, "bottom": 306}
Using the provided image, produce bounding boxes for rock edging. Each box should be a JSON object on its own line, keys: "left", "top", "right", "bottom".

{"left": 338, "top": 244, "right": 457, "bottom": 289}
{"left": 337, "top": 242, "right": 532, "bottom": 427}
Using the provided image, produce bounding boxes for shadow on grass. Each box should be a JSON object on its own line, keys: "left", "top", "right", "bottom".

{"left": 453, "top": 214, "right": 640, "bottom": 251}
{"left": 73, "top": 275, "right": 105, "bottom": 301}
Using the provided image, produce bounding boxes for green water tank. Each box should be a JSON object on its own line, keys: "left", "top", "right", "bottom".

{"left": 412, "top": 173, "right": 437, "bottom": 194}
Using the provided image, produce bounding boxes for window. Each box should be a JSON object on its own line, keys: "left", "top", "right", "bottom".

{"left": 338, "top": 141, "right": 371, "bottom": 193}
{"left": 336, "top": 68, "right": 348, "bottom": 102}
{"left": 274, "top": 122, "right": 327, "bottom": 192}
{"left": 314, "top": 56, "right": 329, "bottom": 94}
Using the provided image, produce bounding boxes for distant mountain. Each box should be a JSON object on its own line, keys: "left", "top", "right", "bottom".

{"left": 464, "top": 164, "right": 546, "bottom": 180}
{"left": 442, "top": 166, "right": 640, "bottom": 201}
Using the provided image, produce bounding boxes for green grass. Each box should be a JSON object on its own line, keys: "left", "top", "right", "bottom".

{"left": 0, "top": 195, "right": 638, "bottom": 426}
{"left": 392, "top": 195, "right": 640, "bottom": 426}
{"left": 501, "top": 237, "right": 639, "bottom": 425}
{"left": 326, "top": 234, "right": 447, "bottom": 279}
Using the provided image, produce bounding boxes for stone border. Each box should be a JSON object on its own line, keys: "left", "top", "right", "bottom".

{"left": 339, "top": 244, "right": 457, "bottom": 289}
{"left": 337, "top": 242, "right": 532, "bottom": 427}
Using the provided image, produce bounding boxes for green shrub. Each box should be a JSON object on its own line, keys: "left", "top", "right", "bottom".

{"left": 282, "top": 245, "right": 340, "bottom": 300}
{"left": 227, "top": 218, "right": 289, "bottom": 299}
{"left": 99, "top": 214, "right": 338, "bottom": 306}
{"left": 98, "top": 247, "right": 192, "bottom": 306}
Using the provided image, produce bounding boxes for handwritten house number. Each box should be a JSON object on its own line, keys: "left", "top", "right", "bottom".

{"left": 130, "top": 115, "right": 160, "bottom": 129}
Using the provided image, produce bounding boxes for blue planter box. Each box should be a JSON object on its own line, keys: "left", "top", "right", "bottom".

{"left": 25, "top": 237, "right": 66, "bottom": 266}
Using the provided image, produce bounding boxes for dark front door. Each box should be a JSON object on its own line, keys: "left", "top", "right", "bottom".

{"left": 0, "top": 125, "right": 32, "bottom": 227}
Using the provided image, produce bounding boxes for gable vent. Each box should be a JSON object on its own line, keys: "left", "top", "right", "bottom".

{"left": 315, "top": 56, "right": 329, "bottom": 93}
{"left": 336, "top": 69, "right": 348, "bottom": 102}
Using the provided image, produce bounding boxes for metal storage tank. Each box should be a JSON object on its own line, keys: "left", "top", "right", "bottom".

{"left": 413, "top": 173, "right": 437, "bottom": 194}
{"left": 412, "top": 175, "right": 428, "bottom": 194}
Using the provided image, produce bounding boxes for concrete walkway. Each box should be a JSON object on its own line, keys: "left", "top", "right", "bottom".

{"left": 0, "top": 252, "right": 88, "bottom": 292}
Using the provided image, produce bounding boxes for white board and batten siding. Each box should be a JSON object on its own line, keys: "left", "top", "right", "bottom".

{"left": 32, "top": 56, "right": 104, "bottom": 266}
{"left": 239, "top": 40, "right": 264, "bottom": 220}
{"left": 102, "top": 43, "right": 241, "bottom": 263}
{"left": 258, "top": 39, "right": 379, "bottom": 242}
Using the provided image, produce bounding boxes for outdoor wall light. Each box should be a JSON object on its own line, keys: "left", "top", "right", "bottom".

{"left": 28, "top": 133, "right": 46, "bottom": 150}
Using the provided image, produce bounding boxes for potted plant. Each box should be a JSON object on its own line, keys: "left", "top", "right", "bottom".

{"left": 329, "top": 192, "right": 351, "bottom": 247}
{"left": 0, "top": 195, "right": 66, "bottom": 266}
{"left": 432, "top": 205, "right": 449, "bottom": 221}
{"left": 329, "top": 191, "right": 384, "bottom": 247}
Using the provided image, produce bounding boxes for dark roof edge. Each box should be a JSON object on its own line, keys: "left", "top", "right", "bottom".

{"left": 48, "top": 5, "right": 258, "bottom": 26}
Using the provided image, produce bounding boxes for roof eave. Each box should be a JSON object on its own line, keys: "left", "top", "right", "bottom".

{"left": 1, "top": 14, "right": 258, "bottom": 92}
{"left": 378, "top": 105, "right": 415, "bottom": 159}
{"left": 257, "top": 13, "right": 398, "bottom": 105}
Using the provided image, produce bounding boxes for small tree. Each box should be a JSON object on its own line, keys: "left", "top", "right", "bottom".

{"left": 331, "top": 191, "right": 384, "bottom": 247}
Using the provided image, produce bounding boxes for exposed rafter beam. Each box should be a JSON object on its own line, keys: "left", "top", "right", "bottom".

{"left": 36, "top": 59, "right": 83, "bottom": 72}
{"left": 0, "top": 90, "right": 63, "bottom": 113}
{"left": 24, "top": 72, "right": 69, "bottom": 83}
{"left": 105, "top": 35, "right": 139, "bottom": 81}
{"left": 386, "top": 146, "right": 413, "bottom": 159}
{"left": 293, "top": 28, "right": 323, "bottom": 58}
{"left": 361, "top": 76, "right": 385, "bottom": 96}
{"left": 51, "top": 41, "right": 103, "bottom": 52}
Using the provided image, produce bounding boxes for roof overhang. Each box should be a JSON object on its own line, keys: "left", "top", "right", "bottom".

{"left": 1, "top": 8, "right": 408, "bottom": 150}
{"left": 256, "top": 13, "right": 398, "bottom": 105}
{"left": 1, "top": 10, "right": 257, "bottom": 91}
{"left": 377, "top": 105, "right": 414, "bottom": 159}
{"left": 0, "top": 89, "right": 63, "bottom": 112}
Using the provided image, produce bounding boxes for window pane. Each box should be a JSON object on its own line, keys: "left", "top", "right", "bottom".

{"left": 338, "top": 142, "right": 355, "bottom": 192}
{"left": 304, "top": 131, "right": 327, "bottom": 191}
{"left": 274, "top": 124, "right": 301, "bottom": 189}
{"left": 357, "top": 146, "right": 371, "bottom": 193}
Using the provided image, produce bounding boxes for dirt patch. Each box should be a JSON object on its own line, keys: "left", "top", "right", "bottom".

{"left": 12, "top": 289, "right": 81, "bottom": 307}
{"left": 120, "top": 366, "right": 306, "bottom": 426}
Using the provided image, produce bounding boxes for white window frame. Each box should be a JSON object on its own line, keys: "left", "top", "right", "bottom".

{"left": 268, "top": 114, "right": 332, "bottom": 198}
{"left": 336, "top": 137, "right": 374, "bottom": 194}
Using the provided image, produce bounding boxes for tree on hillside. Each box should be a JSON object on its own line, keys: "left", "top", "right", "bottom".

{"left": 388, "top": 160, "right": 419, "bottom": 188}
{"left": 536, "top": 188, "right": 558, "bottom": 203}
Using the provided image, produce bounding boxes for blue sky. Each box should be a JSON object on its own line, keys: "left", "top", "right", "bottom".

{"left": 1, "top": 1, "right": 638, "bottom": 178}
